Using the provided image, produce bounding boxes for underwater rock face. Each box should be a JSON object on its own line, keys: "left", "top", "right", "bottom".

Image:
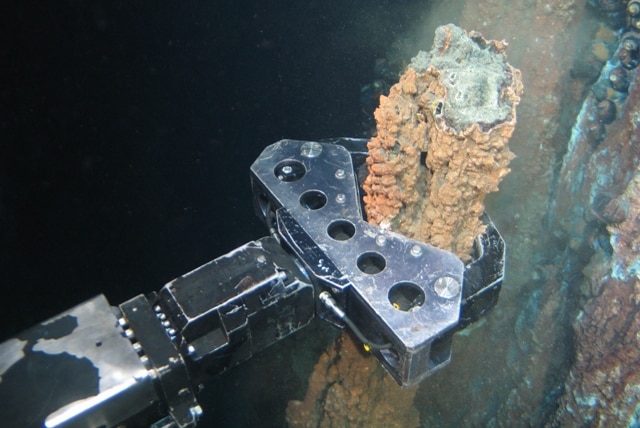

{"left": 608, "top": 172, "right": 640, "bottom": 280}
{"left": 550, "top": 47, "right": 640, "bottom": 426}
{"left": 362, "top": 24, "right": 523, "bottom": 260}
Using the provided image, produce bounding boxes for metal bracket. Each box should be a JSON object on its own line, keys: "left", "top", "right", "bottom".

{"left": 251, "top": 139, "right": 467, "bottom": 386}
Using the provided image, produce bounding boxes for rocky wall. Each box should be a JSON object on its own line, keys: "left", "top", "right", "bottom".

{"left": 547, "top": 3, "right": 640, "bottom": 423}
{"left": 443, "top": 0, "right": 640, "bottom": 426}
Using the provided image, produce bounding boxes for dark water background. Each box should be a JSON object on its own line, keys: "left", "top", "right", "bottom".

{"left": 1, "top": 1, "right": 432, "bottom": 426}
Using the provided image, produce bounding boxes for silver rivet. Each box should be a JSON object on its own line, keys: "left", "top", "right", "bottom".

{"left": 191, "top": 405, "right": 204, "bottom": 418}
{"left": 335, "top": 193, "right": 346, "bottom": 204}
{"left": 300, "top": 141, "right": 323, "bottom": 158}
{"left": 281, "top": 165, "right": 293, "bottom": 174}
{"left": 433, "top": 277, "right": 461, "bottom": 299}
{"left": 257, "top": 255, "right": 267, "bottom": 264}
{"left": 376, "top": 235, "right": 387, "bottom": 246}
{"left": 410, "top": 245, "right": 422, "bottom": 257}
{"left": 335, "top": 168, "right": 346, "bottom": 179}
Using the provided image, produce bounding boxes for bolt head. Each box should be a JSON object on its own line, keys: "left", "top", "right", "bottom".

{"left": 300, "top": 141, "right": 323, "bottom": 158}
{"left": 433, "top": 277, "right": 461, "bottom": 298}
{"left": 410, "top": 245, "right": 423, "bottom": 257}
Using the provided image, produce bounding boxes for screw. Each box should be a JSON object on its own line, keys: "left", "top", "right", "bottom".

{"left": 335, "top": 168, "right": 346, "bottom": 179}
{"left": 410, "top": 245, "right": 423, "bottom": 257}
{"left": 433, "top": 277, "right": 461, "bottom": 299}
{"left": 300, "top": 141, "right": 323, "bottom": 158}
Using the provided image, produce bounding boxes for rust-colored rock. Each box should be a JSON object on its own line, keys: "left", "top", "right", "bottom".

{"left": 552, "top": 168, "right": 640, "bottom": 427}
{"left": 285, "top": 334, "right": 420, "bottom": 428}
{"left": 546, "top": 9, "right": 640, "bottom": 423}
{"left": 362, "top": 24, "right": 523, "bottom": 260}
{"left": 607, "top": 171, "right": 640, "bottom": 279}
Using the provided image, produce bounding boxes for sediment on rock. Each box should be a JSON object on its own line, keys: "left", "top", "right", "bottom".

{"left": 285, "top": 334, "right": 420, "bottom": 428}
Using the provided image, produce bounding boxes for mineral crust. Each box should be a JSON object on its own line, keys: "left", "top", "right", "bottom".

{"left": 285, "top": 334, "right": 420, "bottom": 428}
{"left": 550, "top": 168, "right": 640, "bottom": 426}
{"left": 549, "top": 42, "right": 640, "bottom": 425}
{"left": 362, "top": 24, "right": 523, "bottom": 259}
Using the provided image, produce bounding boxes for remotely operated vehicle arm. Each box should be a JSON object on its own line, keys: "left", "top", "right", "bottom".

{"left": 0, "top": 138, "right": 505, "bottom": 428}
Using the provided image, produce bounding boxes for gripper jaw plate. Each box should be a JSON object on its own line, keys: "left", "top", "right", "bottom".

{"left": 251, "top": 139, "right": 465, "bottom": 386}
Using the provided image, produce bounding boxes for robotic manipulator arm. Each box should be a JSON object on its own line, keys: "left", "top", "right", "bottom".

{"left": 0, "top": 138, "right": 505, "bottom": 428}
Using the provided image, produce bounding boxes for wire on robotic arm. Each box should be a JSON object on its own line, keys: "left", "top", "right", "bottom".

{"left": 319, "top": 291, "right": 392, "bottom": 350}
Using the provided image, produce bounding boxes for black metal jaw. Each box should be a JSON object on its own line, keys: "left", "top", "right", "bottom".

{"left": 155, "top": 236, "right": 315, "bottom": 383}
{"left": 250, "top": 138, "right": 505, "bottom": 386}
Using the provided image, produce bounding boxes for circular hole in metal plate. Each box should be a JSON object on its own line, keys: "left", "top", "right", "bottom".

{"left": 274, "top": 159, "right": 305, "bottom": 182}
{"left": 299, "top": 190, "right": 327, "bottom": 210}
{"left": 327, "top": 220, "right": 356, "bottom": 241}
{"left": 389, "top": 282, "right": 425, "bottom": 311}
{"left": 357, "top": 251, "right": 386, "bottom": 274}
